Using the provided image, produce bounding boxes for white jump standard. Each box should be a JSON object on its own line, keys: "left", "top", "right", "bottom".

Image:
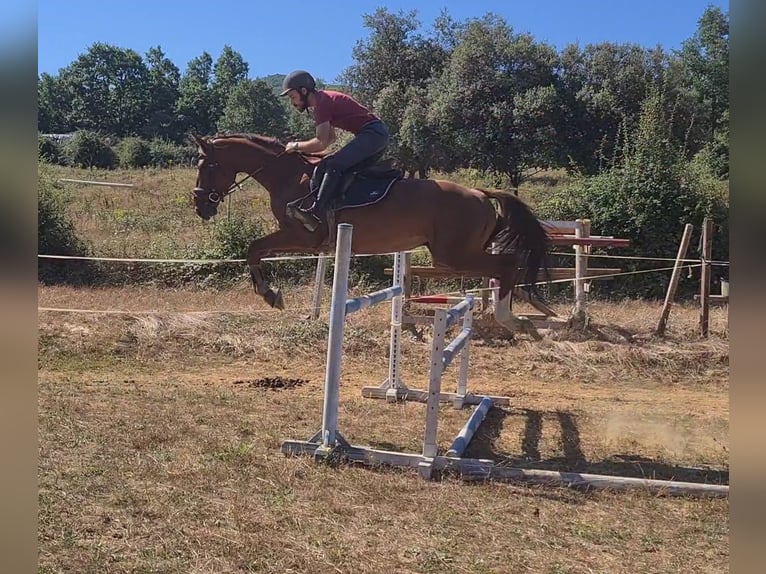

{"left": 281, "top": 223, "right": 506, "bottom": 473}
{"left": 280, "top": 224, "right": 729, "bottom": 497}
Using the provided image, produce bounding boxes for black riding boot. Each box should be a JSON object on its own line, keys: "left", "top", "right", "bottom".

{"left": 296, "top": 169, "right": 341, "bottom": 232}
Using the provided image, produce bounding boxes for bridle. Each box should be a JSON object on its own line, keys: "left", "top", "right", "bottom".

{"left": 193, "top": 146, "right": 288, "bottom": 206}
{"left": 192, "top": 138, "right": 324, "bottom": 217}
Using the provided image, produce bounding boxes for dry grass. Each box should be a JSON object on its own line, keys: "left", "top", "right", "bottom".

{"left": 39, "top": 282, "right": 728, "bottom": 573}
{"left": 44, "top": 164, "right": 275, "bottom": 258}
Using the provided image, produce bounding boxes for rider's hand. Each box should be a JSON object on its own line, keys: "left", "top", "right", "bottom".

{"left": 285, "top": 141, "right": 300, "bottom": 153}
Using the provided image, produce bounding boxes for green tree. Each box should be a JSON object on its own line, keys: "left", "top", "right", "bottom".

{"left": 62, "top": 130, "right": 116, "bottom": 168}
{"left": 340, "top": 8, "right": 450, "bottom": 107}
{"left": 429, "top": 15, "right": 559, "bottom": 188}
{"left": 676, "top": 5, "right": 728, "bottom": 175}
{"left": 38, "top": 166, "right": 91, "bottom": 284}
{"left": 57, "top": 43, "right": 151, "bottom": 136}
{"left": 143, "top": 46, "right": 182, "bottom": 140}
{"left": 555, "top": 42, "right": 663, "bottom": 174}
{"left": 218, "top": 79, "right": 288, "bottom": 136}
{"left": 38, "top": 73, "right": 71, "bottom": 134}
{"left": 211, "top": 46, "right": 250, "bottom": 123}
{"left": 374, "top": 82, "right": 446, "bottom": 177}
{"left": 176, "top": 52, "right": 217, "bottom": 135}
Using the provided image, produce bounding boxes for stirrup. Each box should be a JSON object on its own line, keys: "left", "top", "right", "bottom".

{"left": 293, "top": 208, "right": 321, "bottom": 232}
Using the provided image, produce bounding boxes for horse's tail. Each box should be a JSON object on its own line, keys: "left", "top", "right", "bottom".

{"left": 479, "top": 189, "right": 550, "bottom": 291}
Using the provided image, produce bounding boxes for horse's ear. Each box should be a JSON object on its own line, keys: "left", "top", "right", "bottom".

{"left": 190, "top": 134, "right": 209, "bottom": 154}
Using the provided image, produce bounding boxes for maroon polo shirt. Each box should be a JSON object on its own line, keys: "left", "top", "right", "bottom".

{"left": 311, "top": 90, "right": 379, "bottom": 135}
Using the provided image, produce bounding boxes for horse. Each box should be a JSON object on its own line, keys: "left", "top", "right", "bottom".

{"left": 191, "top": 133, "right": 551, "bottom": 337}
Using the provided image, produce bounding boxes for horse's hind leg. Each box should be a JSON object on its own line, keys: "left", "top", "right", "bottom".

{"left": 430, "top": 250, "right": 542, "bottom": 340}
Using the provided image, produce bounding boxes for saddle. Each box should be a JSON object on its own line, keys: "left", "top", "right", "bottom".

{"left": 298, "top": 153, "right": 403, "bottom": 212}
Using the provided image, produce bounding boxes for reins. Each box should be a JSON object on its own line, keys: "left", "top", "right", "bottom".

{"left": 194, "top": 149, "right": 288, "bottom": 206}
{"left": 194, "top": 140, "right": 323, "bottom": 207}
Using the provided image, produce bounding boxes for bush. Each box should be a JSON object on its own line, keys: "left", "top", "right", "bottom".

{"left": 537, "top": 89, "right": 729, "bottom": 299}
{"left": 61, "top": 130, "right": 116, "bottom": 169}
{"left": 38, "top": 166, "right": 94, "bottom": 284}
{"left": 148, "top": 138, "right": 198, "bottom": 167}
{"left": 117, "top": 137, "right": 151, "bottom": 168}
{"left": 38, "top": 135, "right": 61, "bottom": 164}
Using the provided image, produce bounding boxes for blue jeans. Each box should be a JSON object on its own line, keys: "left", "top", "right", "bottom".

{"left": 311, "top": 120, "right": 389, "bottom": 191}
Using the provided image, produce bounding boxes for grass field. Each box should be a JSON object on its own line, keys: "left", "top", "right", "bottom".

{"left": 38, "top": 165, "right": 729, "bottom": 573}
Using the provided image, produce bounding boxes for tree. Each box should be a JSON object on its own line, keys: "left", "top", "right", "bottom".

{"left": 211, "top": 46, "right": 250, "bottom": 122}
{"left": 38, "top": 73, "right": 71, "bottom": 134}
{"left": 340, "top": 8, "right": 450, "bottom": 107}
{"left": 339, "top": 8, "right": 458, "bottom": 175}
{"left": 57, "top": 43, "right": 152, "bottom": 136}
{"left": 374, "top": 80, "right": 455, "bottom": 178}
{"left": 143, "top": 46, "right": 182, "bottom": 140}
{"left": 555, "top": 42, "right": 663, "bottom": 174}
{"left": 538, "top": 87, "right": 728, "bottom": 298}
{"left": 176, "top": 52, "right": 217, "bottom": 136}
{"left": 429, "top": 15, "right": 559, "bottom": 188}
{"left": 217, "top": 79, "right": 287, "bottom": 136}
{"left": 676, "top": 5, "right": 728, "bottom": 175}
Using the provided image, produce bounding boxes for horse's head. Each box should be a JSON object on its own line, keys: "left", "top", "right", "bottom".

{"left": 191, "top": 134, "right": 237, "bottom": 220}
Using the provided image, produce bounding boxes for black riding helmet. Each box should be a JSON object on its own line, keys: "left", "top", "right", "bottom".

{"left": 279, "top": 70, "right": 316, "bottom": 96}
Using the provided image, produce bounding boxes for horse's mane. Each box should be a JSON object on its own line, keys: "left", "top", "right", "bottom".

{"left": 211, "top": 133, "right": 285, "bottom": 153}
{"left": 208, "top": 132, "right": 325, "bottom": 164}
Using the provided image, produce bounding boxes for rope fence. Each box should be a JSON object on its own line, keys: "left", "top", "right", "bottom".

{"left": 38, "top": 251, "right": 730, "bottom": 267}
{"left": 38, "top": 254, "right": 716, "bottom": 316}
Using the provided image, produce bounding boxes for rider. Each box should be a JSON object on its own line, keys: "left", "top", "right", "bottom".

{"left": 280, "top": 70, "right": 390, "bottom": 231}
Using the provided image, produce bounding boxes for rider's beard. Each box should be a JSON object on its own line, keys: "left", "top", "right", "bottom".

{"left": 293, "top": 101, "right": 307, "bottom": 113}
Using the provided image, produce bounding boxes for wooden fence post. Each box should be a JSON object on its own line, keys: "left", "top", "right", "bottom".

{"left": 656, "top": 224, "right": 694, "bottom": 336}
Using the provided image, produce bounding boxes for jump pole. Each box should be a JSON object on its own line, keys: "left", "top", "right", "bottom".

{"left": 446, "top": 396, "right": 494, "bottom": 457}
{"left": 316, "top": 223, "right": 354, "bottom": 454}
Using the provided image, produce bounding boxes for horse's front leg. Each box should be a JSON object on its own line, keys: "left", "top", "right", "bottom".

{"left": 246, "top": 229, "right": 320, "bottom": 310}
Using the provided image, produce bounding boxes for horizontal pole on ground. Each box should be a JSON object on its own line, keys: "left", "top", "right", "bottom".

{"left": 280, "top": 440, "right": 728, "bottom": 497}
{"left": 446, "top": 396, "right": 494, "bottom": 457}
{"left": 360, "top": 386, "right": 511, "bottom": 407}
{"left": 59, "top": 178, "right": 134, "bottom": 188}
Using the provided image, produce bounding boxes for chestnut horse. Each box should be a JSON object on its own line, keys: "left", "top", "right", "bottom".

{"left": 191, "top": 133, "right": 550, "bottom": 336}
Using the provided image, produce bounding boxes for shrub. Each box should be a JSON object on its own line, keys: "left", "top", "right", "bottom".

{"left": 38, "top": 135, "right": 61, "bottom": 164}
{"left": 38, "top": 166, "right": 94, "bottom": 284}
{"left": 148, "top": 138, "right": 198, "bottom": 167}
{"left": 537, "top": 89, "right": 729, "bottom": 299}
{"left": 117, "top": 137, "right": 151, "bottom": 168}
{"left": 61, "top": 130, "right": 116, "bottom": 169}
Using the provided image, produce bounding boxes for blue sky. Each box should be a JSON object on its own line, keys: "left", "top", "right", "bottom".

{"left": 38, "top": 0, "right": 728, "bottom": 82}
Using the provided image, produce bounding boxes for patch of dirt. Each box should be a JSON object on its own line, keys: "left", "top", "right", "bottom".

{"left": 232, "top": 376, "right": 309, "bottom": 390}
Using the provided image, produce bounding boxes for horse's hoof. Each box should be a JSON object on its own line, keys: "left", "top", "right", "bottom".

{"left": 264, "top": 289, "right": 285, "bottom": 310}
{"left": 273, "top": 289, "right": 285, "bottom": 310}
{"left": 518, "top": 316, "right": 543, "bottom": 341}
